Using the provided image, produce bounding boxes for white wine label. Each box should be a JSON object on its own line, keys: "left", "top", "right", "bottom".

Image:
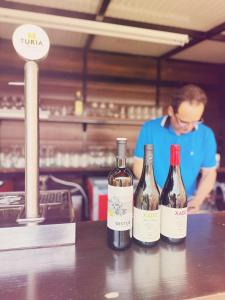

{"left": 107, "top": 185, "right": 133, "bottom": 231}
{"left": 160, "top": 205, "right": 187, "bottom": 239}
{"left": 133, "top": 207, "right": 160, "bottom": 243}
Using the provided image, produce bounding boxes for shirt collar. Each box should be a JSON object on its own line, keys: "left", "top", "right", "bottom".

{"left": 160, "top": 116, "right": 199, "bottom": 131}
{"left": 160, "top": 116, "right": 170, "bottom": 128}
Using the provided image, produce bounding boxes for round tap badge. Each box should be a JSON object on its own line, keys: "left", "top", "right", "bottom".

{"left": 12, "top": 24, "right": 50, "bottom": 61}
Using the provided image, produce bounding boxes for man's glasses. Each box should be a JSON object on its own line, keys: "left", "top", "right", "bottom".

{"left": 175, "top": 115, "right": 203, "bottom": 128}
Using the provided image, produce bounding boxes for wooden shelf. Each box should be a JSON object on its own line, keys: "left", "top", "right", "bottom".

{"left": 1, "top": 166, "right": 224, "bottom": 177}
{"left": 0, "top": 115, "right": 145, "bottom": 126}
{"left": 0, "top": 167, "right": 111, "bottom": 175}
{"left": 48, "top": 116, "right": 145, "bottom": 126}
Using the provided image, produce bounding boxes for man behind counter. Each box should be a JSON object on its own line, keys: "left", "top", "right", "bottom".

{"left": 133, "top": 84, "right": 217, "bottom": 213}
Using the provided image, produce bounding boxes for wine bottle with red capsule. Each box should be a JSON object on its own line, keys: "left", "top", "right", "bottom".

{"left": 160, "top": 144, "right": 187, "bottom": 244}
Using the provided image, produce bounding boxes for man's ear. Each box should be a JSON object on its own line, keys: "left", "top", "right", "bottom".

{"left": 167, "top": 106, "right": 174, "bottom": 117}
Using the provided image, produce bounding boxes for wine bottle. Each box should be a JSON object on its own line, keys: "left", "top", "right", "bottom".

{"left": 160, "top": 144, "right": 187, "bottom": 244}
{"left": 133, "top": 144, "right": 160, "bottom": 247}
{"left": 74, "top": 90, "right": 83, "bottom": 116}
{"left": 107, "top": 138, "right": 133, "bottom": 250}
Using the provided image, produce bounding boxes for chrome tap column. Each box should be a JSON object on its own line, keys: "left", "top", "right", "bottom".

{"left": 24, "top": 61, "right": 40, "bottom": 220}
{"left": 12, "top": 24, "right": 50, "bottom": 223}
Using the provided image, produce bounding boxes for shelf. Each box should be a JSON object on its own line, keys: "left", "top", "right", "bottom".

{"left": 0, "top": 167, "right": 111, "bottom": 175}
{"left": 0, "top": 166, "right": 224, "bottom": 177}
{"left": 0, "top": 110, "right": 50, "bottom": 120}
{"left": 0, "top": 115, "right": 145, "bottom": 126}
{"left": 48, "top": 116, "right": 145, "bottom": 126}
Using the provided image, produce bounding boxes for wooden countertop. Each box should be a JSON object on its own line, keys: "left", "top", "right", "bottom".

{"left": 1, "top": 212, "right": 225, "bottom": 300}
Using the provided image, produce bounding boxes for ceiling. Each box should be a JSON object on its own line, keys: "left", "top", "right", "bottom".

{"left": 0, "top": 0, "right": 225, "bottom": 64}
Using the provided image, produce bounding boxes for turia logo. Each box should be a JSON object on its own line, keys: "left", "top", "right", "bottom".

{"left": 12, "top": 24, "right": 50, "bottom": 61}
{"left": 20, "top": 32, "right": 43, "bottom": 47}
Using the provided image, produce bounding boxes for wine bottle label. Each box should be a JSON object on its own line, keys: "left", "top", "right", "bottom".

{"left": 107, "top": 185, "right": 133, "bottom": 231}
{"left": 160, "top": 205, "right": 187, "bottom": 239}
{"left": 133, "top": 207, "right": 160, "bottom": 243}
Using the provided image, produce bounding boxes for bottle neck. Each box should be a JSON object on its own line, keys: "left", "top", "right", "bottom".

{"left": 116, "top": 157, "right": 126, "bottom": 168}
{"left": 169, "top": 165, "right": 181, "bottom": 177}
{"left": 170, "top": 165, "right": 180, "bottom": 174}
{"left": 116, "top": 139, "right": 127, "bottom": 168}
{"left": 141, "top": 160, "right": 153, "bottom": 177}
{"left": 141, "top": 147, "right": 153, "bottom": 177}
{"left": 170, "top": 148, "right": 180, "bottom": 166}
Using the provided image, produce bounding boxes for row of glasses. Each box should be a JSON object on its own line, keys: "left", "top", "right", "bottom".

{"left": 40, "top": 148, "right": 133, "bottom": 168}
{"left": 0, "top": 96, "right": 75, "bottom": 118}
{"left": 0, "top": 146, "right": 25, "bottom": 168}
{"left": 40, "top": 148, "right": 116, "bottom": 168}
{"left": 0, "top": 145, "right": 134, "bottom": 169}
{"left": 0, "top": 96, "right": 24, "bottom": 110}
{"left": 0, "top": 95, "right": 163, "bottom": 121}
{"left": 86, "top": 101, "right": 163, "bottom": 120}
{"left": 40, "top": 104, "right": 74, "bottom": 118}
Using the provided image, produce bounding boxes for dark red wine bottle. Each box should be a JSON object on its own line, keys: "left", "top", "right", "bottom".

{"left": 133, "top": 144, "right": 160, "bottom": 247}
{"left": 107, "top": 138, "right": 133, "bottom": 250}
{"left": 160, "top": 144, "right": 187, "bottom": 244}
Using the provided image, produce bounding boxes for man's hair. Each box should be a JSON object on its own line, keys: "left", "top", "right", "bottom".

{"left": 171, "top": 84, "right": 208, "bottom": 112}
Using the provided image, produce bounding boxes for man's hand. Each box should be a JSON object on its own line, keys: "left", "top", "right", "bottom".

{"left": 188, "top": 168, "right": 217, "bottom": 214}
{"left": 188, "top": 197, "right": 202, "bottom": 214}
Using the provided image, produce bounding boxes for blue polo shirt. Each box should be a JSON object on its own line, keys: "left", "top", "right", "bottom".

{"left": 134, "top": 116, "right": 217, "bottom": 197}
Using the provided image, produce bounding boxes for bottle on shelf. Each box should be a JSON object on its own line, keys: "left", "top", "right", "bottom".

{"left": 107, "top": 138, "right": 133, "bottom": 250}
{"left": 160, "top": 144, "right": 187, "bottom": 244}
{"left": 74, "top": 90, "right": 83, "bottom": 116}
{"left": 133, "top": 144, "right": 160, "bottom": 247}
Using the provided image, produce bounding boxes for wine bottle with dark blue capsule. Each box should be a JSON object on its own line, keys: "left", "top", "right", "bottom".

{"left": 133, "top": 144, "right": 160, "bottom": 247}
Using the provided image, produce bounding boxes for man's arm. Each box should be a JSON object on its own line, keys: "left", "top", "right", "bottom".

{"left": 188, "top": 168, "right": 217, "bottom": 213}
{"left": 133, "top": 157, "right": 143, "bottom": 179}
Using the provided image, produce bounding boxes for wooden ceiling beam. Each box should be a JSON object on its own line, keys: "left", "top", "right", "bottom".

{"left": 83, "top": 0, "right": 111, "bottom": 104}
{"left": 0, "top": 0, "right": 95, "bottom": 20}
{"left": 103, "top": 16, "right": 204, "bottom": 39}
{"left": 98, "top": 0, "right": 111, "bottom": 18}
{"left": 211, "top": 34, "right": 225, "bottom": 43}
{"left": 160, "top": 22, "right": 225, "bottom": 59}
{"left": 84, "top": 0, "right": 111, "bottom": 52}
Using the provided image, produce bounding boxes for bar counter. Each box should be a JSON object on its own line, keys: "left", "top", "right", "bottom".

{"left": 1, "top": 212, "right": 225, "bottom": 300}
